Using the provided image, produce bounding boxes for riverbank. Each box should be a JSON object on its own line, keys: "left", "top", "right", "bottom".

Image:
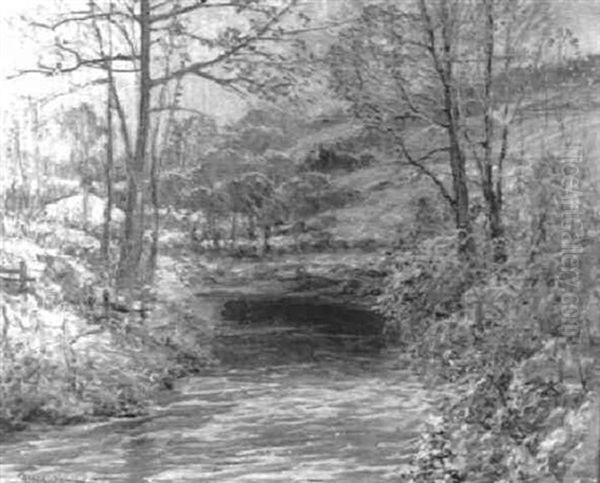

{"left": 379, "top": 238, "right": 600, "bottom": 482}
{"left": 0, "top": 236, "right": 442, "bottom": 482}
{"left": 0, "top": 219, "right": 391, "bottom": 437}
{"left": 2, "top": 220, "right": 598, "bottom": 481}
{"left": 0, "top": 347, "right": 436, "bottom": 482}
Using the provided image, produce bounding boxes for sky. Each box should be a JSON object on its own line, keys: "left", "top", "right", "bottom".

{"left": 0, "top": 1, "right": 235, "bottom": 118}
{"left": 0, "top": 0, "right": 343, "bottom": 125}
{"left": 1, "top": 0, "right": 600, "bottom": 123}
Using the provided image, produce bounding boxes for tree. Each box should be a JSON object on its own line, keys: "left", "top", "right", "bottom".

{"left": 92, "top": 4, "right": 115, "bottom": 263}
{"left": 462, "top": 0, "right": 552, "bottom": 263}
{"left": 162, "top": 113, "right": 219, "bottom": 170}
{"left": 222, "top": 107, "right": 296, "bottom": 156}
{"left": 328, "top": 0, "right": 551, "bottom": 262}
{"left": 59, "top": 103, "right": 104, "bottom": 230}
{"left": 18, "top": 0, "right": 305, "bottom": 287}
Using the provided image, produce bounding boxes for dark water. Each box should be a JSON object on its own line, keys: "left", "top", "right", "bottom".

{"left": 0, "top": 297, "right": 433, "bottom": 482}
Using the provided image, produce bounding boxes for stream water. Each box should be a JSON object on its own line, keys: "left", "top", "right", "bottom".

{"left": 0, "top": 296, "right": 435, "bottom": 482}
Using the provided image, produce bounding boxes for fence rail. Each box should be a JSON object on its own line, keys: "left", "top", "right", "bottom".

{"left": 0, "top": 261, "right": 35, "bottom": 293}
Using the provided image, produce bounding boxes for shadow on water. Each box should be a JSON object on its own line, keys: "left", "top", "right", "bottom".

{"left": 213, "top": 296, "right": 386, "bottom": 368}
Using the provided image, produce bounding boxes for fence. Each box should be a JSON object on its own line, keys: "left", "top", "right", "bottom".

{"left": 0, "top": 261, "right": 35, "bottom": 294}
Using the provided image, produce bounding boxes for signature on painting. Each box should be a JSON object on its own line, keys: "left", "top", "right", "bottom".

{"left": 19, "top": 472, "right": 90, "bottom": 483}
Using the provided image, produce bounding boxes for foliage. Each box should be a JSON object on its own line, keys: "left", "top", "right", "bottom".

{"left": 162, "top": 114, "right": 219, "bottom": 170}
{"left": 300, "top": 145, "right": 372, "bottom": 173}
{"left": 403, "top": 415, "right": 466, "bottom": 482}
{"left": 0, "top": 292, "right": 152, "bottom": 430}
{"left": 379, "top": 134, "right": 600, "bottom": 477}
{"left": 59, "top": 103, "right": 105, "bottom": 184}
{"left": 381, "top": 219, "right": 599, "bottom": 480}
{"left": 280, "top": 172, "right": 332, "bottom": 220}
{"left": 402, "top": 191, "right": 455, "bottom": 245}
{"left": 377, "top": 234, "right": 472, "bottom": 343}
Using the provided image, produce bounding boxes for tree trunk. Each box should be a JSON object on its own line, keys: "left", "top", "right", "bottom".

{"left": 596, "top": 393, "right": 600, "bottom": 483}
{"left": 148, "top": 144, "right": 160, "bottom": 281}
{"left": 101, "top": 3, "right": 115, "bottom": 266}
{"left": 82, "top": 185, "right": 89, "bottom": 231}
{"left": 147, "top": 73, "right": 182, "bottom": 281}
{"left": 481, "top": 0, "right": 506, "bottom": 264}
{"left": 263, "top": 224, "right": 271, "bottom": 254}
{"left": 486, "top": 194, "right": 505, "bottom": 262}
{"left": 13, "top": 120, "right": 27, "bottom": 220}
{"left": 248, "top": 215, "right": 257, "bottom": 240}
{"left": 230, "top": 212, "right": 237, "bottom": 246}
{"left": 32, "top": 99, "right": 41, "bottom": 216}
{"left": 448, "top": 131, "right": 474, "bottom": 259}
{"left": 102, "top": 75, "right": 114, "bottom": 263}
{"left": 439, "top": 0, "right": 474, "bottom": 260}
{"left": 118, "top": 0, "right": 151, "bottom": 287}
{"left": 443, "top": 78, "right": 473, "bottom": 259}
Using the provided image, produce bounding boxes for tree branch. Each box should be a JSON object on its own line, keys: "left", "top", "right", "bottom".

{"left": 397, "top": 137, "right": 456, "bottom": 208}
{"left": 149, "top": 106, "right": 212, "bottom": 116}
{"left": 148, "top": 1, "right": 270, "bottom": 24}
{"left": 28, "top": 10, "right": 136, "bottom": 30}
{"left": 150, "top": 0, "right": 297, "bottom": 87}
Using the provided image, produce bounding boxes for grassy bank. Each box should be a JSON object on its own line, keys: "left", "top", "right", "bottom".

{"left": 376, "top": 233, "right": 600, "bottom": 481}
{"left": 0, "top": 219, "right": 218, "bottom": 435}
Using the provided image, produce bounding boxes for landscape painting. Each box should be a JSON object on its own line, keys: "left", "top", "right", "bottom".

{"left": 0, "top": 0, "right": 599, "bottom": 481}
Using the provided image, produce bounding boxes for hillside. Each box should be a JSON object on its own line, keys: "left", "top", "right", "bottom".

{"left": 275, "top": 82, "right": 600, "bottom": 251}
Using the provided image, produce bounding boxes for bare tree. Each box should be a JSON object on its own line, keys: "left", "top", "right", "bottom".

{"left": 463, "top": 0, "right": 552, "bottom": 263}
{"left": 329, "top": 0, "right": 477, "bottom": 258}
{"left": 329, "top": 0, "right": 552, "bottom": 261}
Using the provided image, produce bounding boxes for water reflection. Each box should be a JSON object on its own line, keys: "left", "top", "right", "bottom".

{"left": 214, "top": 296, "right": 386, "bottom": 368}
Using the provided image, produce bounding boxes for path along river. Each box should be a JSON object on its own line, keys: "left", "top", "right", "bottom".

{"left": 0, "top": 296, "right": 437, "bottom": 482}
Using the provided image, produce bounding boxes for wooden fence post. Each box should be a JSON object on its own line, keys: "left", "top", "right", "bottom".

{"left": 19, "top": 260, "right": 27, "bottom": 294}
{"left": 103, "top": 289, "right": 110, "bottom": 320}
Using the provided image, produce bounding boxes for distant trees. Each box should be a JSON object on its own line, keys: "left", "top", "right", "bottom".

{"left": 59, "top": 103, "right": 104, "bottom": 231}
{"left": 222, "top": 108, "right": 294, "bottom": 156}
{"left": 160, "top": 149, "right": 359, "bottom": 254}
{"left": 227, "top": 172, "right": 281, "bottom": 250}
{"left": 174, "top": 169, "right": 283, "bottom": 251}
{"left": 162, "top": 114, "right": 219, "bottom": 170}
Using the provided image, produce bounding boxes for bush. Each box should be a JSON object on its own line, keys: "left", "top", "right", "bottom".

{"left": 381, "top": 235, "right": 598, "bottom": 481}
{"left": 377, "top": 234, "right": 472, "bottom": 343}
{"left": 301, "top": 145, "right": 369, "bottom": 173}
{"left": 0, "top": 297, "right": 146, "bottom": 429}
{"left": 320, "top": 186, "right": 363, "bottom": 210}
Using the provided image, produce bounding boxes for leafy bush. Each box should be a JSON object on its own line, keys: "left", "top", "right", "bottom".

{"left": 319, "top": 186, "right": 363, "bottom": 210}
{"left": 280, "top": 172, "right": 332, "bottom": 219}
{"left": 403, "top": 415, "right": 466, "bottom": 482}
{"left": 377, "top": 234, "right": 472, "bottom": 343}
{"left": 405, "top": 193, "right": 455, "bottom": 245}
{"left": 381, "top": 232, "right": 599, "bottom": 480}
{"left": 301, "top": 145, "right": 371, "bottom": 173}
{"left": 0, "top": 296, "right": 155, "bottom": 430}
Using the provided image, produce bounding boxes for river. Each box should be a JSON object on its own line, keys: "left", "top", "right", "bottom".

{"left": 0, "top": 296, "right": 435, "bottom": 482}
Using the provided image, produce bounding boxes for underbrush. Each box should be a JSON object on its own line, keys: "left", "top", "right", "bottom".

{"left": 377, "top": 234, "right": 600, "bottom": 481}
{"left": 0, "top": 291, "right": 161, "bottom": 432}
{"left": 0, "top": 218, "right": 213, "bottom": 434}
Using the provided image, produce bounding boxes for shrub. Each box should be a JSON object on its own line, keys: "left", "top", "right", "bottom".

{"left": 319, "top": 186, "right": 363, "bottom": 210}
{"left": 383, "top": 237, "right": 598, "bottom": 481}
{"left": 301, "top": 145, "right": 367, "bottom": 173}
{"left": 377, "top": 234, "right": 471, "bottom": 344}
